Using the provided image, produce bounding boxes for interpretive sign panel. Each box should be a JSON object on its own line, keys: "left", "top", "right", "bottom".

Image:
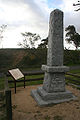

{"left": 8, "top": 68, "right": 25, "bottom": 93}
{"left": 9, "top": 68, "right": 24, "bottom": 80}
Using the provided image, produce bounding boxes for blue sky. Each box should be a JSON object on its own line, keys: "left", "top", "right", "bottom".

{"left": 0, "top": 0, "right": 80, "bottom": 49}
{"left": 47, "top": 0, "right": 63, "bottom": 8}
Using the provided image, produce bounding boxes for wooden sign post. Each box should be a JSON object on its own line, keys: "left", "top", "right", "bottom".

{"left": 8, "top": 68, "right": 25, "bottom": 93}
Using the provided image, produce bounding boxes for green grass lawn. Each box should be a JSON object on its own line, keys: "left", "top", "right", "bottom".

{"left": 66, "top": 74, "right": 80, "bottom": 85}
{"left": 0, "top": 69, "right": 80, "bottom": 90}
{"left": 66, "top": 69, "right": 80, "bottom": 85}
{"left": 69, "top": 69, "right": 80, "bottom": 74}
{"left": 0, "top": 74, "right": 44, "bottom": 89}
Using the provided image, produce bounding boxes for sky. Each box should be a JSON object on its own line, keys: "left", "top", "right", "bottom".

{"left": 0, "top": 0, "right": 80, "bottom": 49}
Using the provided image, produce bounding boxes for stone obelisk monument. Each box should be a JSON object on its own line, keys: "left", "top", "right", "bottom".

{"left": 31, "top": 9, "right": 76, "bottom": 106}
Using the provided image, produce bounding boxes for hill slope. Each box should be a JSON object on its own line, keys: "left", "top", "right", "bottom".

{"left": 0, "top": 48, "right": 80, "bottom": 72}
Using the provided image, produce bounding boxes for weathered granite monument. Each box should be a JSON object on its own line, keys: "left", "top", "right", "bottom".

{"left": 31, "top": 9, "right": 76, "bottom": 106}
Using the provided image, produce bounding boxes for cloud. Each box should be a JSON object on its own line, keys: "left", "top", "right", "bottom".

{"left": 50, "top": 0, "right": 80, "bottom": 49}
{"left": 0, "top": 0, "right": 50, "bottom": 48}
{"left": 52, "top": 0, "right": 80, "bottom": 49}
{"left": 59, "top": 0, "right": 80, "bottom": 29}
{"left": 0, "top": 0, "right": 80, "bottom": 49}
{"left": 0, "top": 0, "right": 49, "bottom": 26}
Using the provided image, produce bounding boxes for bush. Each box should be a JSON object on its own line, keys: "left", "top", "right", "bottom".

{"left": 0, "top": 48, "right": 80, "bottom": 72}
{"left": 64, "top": 50, "right": 80, "bottom": 65}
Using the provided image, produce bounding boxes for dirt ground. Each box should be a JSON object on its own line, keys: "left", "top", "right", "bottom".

{"left": 12, "top": 85, "right": 80, "bottom": 120}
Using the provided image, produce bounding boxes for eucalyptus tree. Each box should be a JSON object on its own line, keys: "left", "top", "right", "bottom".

{"left": 18, "top": 32, "right": 41, "bottom": 49}
{"left": 65, "top": 25, "right": 80, "bottom": 49}
{"left": 73, "top": 1, "right": 80, "bottom": 11}
{"left": 0, "top": 24, "right": 7, "bottom": 44}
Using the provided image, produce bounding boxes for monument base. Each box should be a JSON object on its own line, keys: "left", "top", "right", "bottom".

{"left": 31, "top": 86, "right": 76, "bottom": 106}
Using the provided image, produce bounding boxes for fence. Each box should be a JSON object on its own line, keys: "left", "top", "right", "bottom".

{"left": 5, "top": 70, "right": 80, "bottom": 120}
{"left": 65, "top": 73, "right": 80, "bottom": 87}
{"left": 7, "top": 70, "right": 44, "bottom": 83}
{"left": 7, "top": 70, "right": 80, "bottom": 87}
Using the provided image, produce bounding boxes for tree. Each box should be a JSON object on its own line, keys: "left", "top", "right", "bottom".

{"left": 65, "top": 25, "right": 80, "bottom": 49}
{"left": 38, "top": 37, "right": 48, "bottom": 49}
{"left": 0, "top": 24, "right": 7, "bottom": 44}
{"left": 73, "top": 1, "right": 80, "bottom": 11}
{"left": 18, "top": 32, "right": 41, "bottom": 49}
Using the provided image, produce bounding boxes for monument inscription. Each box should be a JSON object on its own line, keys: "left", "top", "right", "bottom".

{"left": 31, "top": 9, "right": 76, "bottom": 106}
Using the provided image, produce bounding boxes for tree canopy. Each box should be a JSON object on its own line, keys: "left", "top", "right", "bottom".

{"left": 0, "top": 24, "right": 7, "bottom": 44}
{"left": 38, "top": 37, "right": 48, "bottom": 49}
{"left": 73, "top": 1, "right": 80, "bottom": 11}
{"left": 65, "top": 25, "right": 80, "bottom": 49}
{"left": 18, "top": 32, "right": 41, "bottom": 49}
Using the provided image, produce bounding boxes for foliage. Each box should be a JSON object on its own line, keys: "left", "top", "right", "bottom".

{"left": 18, "top": 32, "right": 41, "bottom": 48}
{"left": 0, "top": 49, "right": 15, "bottom": 72}
{"left": 38, "top": 37, "right": 48, "bottom": 49}
{"left": 18, "top": 48, "right": 47, "bottom": 68}
{"left": 73, "top": 1, "right": 80, "bottom": 11}
{"left": 1, "top": 69, "right": 80, "bottom": 90}
{"left": 64, "top": 49, "right": 80, "bottom": 65}
{"left": 0, "top": 24, "right": 7, "bottom": 44}
{"left": 0, "top": 49, "right": 80, "bottom": 72}
{"left": 65, "top": 25, "right": 80, "bottom": 49}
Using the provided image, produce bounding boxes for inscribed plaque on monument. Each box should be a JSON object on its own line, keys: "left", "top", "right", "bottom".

{"left": 9, "top": 68, "right": 24, "bottom": 80}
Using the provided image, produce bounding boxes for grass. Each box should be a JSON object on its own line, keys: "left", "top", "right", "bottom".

{"left": 0, "top": 74, "right": 44, "bottom": 89}
{"left": 8, "top": 74, "right": 44, "bottom": 88}
{"left": 66, "top": 74, "right": 80, "bottom": 80}
{"left": 69, "top": 69, "right": 80, "bottom": 74}
{"left": 0, "top": 78, "right": 5, "bottom": 90}
{"left": 8, "top": 69, "right": 80, "bottom": 88}
{"left": 44, "top": 115, "right": 50, "bottom": 120}
{"left": 0, "top": 91, "right": 6, "bottom": 120}
{"left": 0, "top": 68, "right": 80, "bottom": 120}
{"left": 0, "top": 69, "right": 80, "bottom": 90}
{"left": 9, "top": 80, "right": 43, "bottom": 88}
{"left": 53, "top": 115, "right": 63, "bottom": 120}
{"left": 66, "top": 74, "right": 80, "bottom": 84}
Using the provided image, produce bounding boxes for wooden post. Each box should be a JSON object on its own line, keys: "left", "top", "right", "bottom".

{"left": 14, "top": 80, "right": 16, "bottom": 94}
{"left": 5, "top": 75, "right": 12, "bottom": 120}
{"left": 8, "top": 68, "right": 25, "bottom": 93}
{"left": 24, "top": 76, "right": 25, "bottom": 88}
{"left": 5, "top": 90, "right": 12, "bottom": 120}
